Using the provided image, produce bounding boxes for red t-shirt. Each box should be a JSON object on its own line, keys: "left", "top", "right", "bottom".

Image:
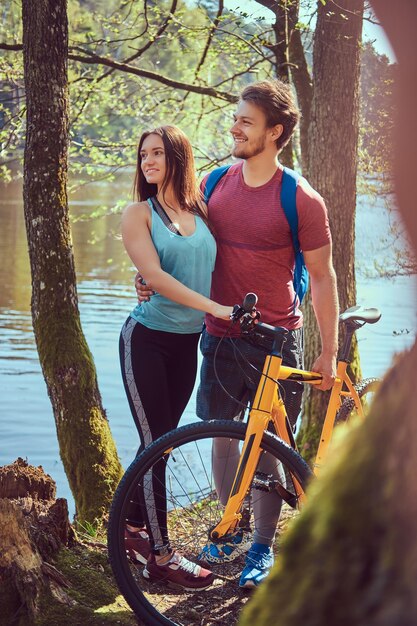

{"left": 203, "top": 162, "right": 331, "bottom": 336}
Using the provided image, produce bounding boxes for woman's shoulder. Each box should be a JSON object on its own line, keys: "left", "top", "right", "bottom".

{"left": 122, "top": 200, "right": 151, "bottom": 224}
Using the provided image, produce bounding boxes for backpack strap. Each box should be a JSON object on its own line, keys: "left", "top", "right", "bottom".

{"left": 203, "top": 164, "right": 232, "bottom": 203}
{"left": 281, "top": 167, "right": 309, "bottom": 311}
{"left": 281, "top": 167, "right": 301, "bottom": 248}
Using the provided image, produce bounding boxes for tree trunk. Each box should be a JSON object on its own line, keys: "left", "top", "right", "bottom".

{"left": 240, "top": 4, "right": 417, "bottom": 624}
{"left": 21, "top": 0, "right": 123, "bottom": 524}
{"left": 256, "top": 0, "right": 295, "bottom": 167}
{"left": 254, "top": 1, "right": 313, "bottom": 171}
{"left": 271, "top": 1, "right": 294, "bottom": 168}
{"left": 299, "top": 0, "right": 364, "bottom": 459}
{"left": 288, "top": 0, "right": 312, "bottom": 176}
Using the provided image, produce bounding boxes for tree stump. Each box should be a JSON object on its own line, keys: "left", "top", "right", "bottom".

{"left": 0, "top": 459, "right": 74, "bottom": 626}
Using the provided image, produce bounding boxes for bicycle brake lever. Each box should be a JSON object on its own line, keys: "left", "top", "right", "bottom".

{"left": 240, "top": 310, "right": 261, "bottom": 332}
{"left": 230, "top": 304, "right": 246, "bottom": 323}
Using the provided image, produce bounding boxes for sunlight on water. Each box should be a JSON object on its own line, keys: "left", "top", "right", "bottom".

{"left": 0, "top": 178, "right": 415, "bottom": 517}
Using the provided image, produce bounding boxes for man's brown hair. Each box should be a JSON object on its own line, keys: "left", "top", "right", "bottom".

{"left": 240, "top": 80, "right": 300, "bottom": 149}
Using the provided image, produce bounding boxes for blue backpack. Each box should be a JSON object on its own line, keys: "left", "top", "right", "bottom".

{"left": 203, "top": 164, "right": 309, "bottom": 312}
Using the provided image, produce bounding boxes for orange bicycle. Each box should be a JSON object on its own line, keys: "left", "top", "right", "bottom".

{"left": 108, "top": 293, "right": 380, "bottom": 625}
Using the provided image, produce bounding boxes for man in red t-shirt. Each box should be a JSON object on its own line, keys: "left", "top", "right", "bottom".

{"left": 137, "top": 80, "right": 339, "bottom": 589}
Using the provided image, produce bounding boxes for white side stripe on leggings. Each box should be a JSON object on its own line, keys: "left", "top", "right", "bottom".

{"left": 121, "top": 317, "right": 164, "bottom": 547}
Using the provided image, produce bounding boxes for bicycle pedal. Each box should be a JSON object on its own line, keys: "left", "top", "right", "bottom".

{"left": 252, "top": 471, "right": 277, "bottom": 493}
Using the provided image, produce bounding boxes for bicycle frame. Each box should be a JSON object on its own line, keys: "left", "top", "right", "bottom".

{"left": 209, "top": 350, "right": 363, "bottom": 541}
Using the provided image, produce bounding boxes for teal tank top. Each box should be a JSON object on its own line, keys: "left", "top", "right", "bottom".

{"left": 130, "top": 199, "right": 217, "bottom": 334}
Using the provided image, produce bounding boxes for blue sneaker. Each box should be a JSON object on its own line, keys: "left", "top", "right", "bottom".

{"left": 198, "top": 529, "right": 252, "bottom": 564}
{"left": 239, "top": 543, "right": 274, "bottom": 588}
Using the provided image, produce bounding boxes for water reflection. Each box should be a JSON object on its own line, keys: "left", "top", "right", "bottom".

{"left": 0, "top": 176, "right": 416, "bottom": 518}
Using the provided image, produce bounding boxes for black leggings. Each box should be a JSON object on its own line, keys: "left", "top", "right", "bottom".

{"left": 119, "top": 317, "right": 200, "bottom": 554}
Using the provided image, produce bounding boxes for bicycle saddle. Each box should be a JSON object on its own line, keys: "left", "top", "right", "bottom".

{"left": 339, "top": 305, "right": 381, "bottom": 325}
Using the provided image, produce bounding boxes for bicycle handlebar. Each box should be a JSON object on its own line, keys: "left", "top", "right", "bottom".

{"left": 242, "top": 292, "right": 258, "bottom": 312}
{"left": 230, "top": 293, "right": 273, "bottom": 337}
{"left": 231, "top": 293, "right": 381, "bottom": 364}
{"left": 230, "top": 292, "right": 260, "bottom": 327}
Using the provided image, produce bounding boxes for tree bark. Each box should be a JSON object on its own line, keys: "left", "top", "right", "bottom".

{"left": 0, "top": 459, "right": 73, "bottom": 626}
{"left": 288, "top": 0, "right": 312, "bottom": 175}
{"left": 255, "top": 0, "right": 294, "bottom": 167}
{"left": 256, "top": 0, "right": 312, "bottom": 172}
{"left": 299, "top": 0, "right": 364, "bottom": 459}
{"left": 21, "top": 0, "right": 123, "bottom": 523}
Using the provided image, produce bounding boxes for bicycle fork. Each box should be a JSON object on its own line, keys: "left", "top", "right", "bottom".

{"left": 210, "top": 353, "right": 303, "bottom": 540}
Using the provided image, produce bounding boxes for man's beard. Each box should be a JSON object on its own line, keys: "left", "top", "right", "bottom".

{"left": 232, "top": 134, "right": 267, "bottom": 159}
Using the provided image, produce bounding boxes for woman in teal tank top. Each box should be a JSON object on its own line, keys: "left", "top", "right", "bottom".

{"left": 119, "top": 125, "right": 232, "bottom": 590}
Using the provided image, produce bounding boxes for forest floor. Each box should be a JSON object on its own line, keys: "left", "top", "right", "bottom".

{"left": 36, "top": 506, "right": 297, "bottom": 626}
{"left": 35, "top": 538, "right": 138, "bottom": 626}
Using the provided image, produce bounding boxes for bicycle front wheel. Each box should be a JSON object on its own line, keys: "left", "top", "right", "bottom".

{"left": 336, "top": 377, "right": 380, "bottom": 423}
{"left": 108, "top": 419, "right": 312, "bottom": 626}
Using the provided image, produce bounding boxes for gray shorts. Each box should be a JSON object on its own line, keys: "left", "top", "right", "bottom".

{"left": 196, "top": 326, "right": 304, "bottom": 428}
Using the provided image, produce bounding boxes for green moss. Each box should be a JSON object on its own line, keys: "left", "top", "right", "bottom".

{"left": 347, "top": 334, "right": 362, "bottom": 383}
{"left": 296, "top": 419, "right": 321, "bottom": 464}
{"left": 36, "top": 545, "right": 137, "bottom": 626}
{"left": 33, "top": 306, "right": 124, "bottom": 523}
{"left": 70, "top": 405, "right": 123, "bottom": 524}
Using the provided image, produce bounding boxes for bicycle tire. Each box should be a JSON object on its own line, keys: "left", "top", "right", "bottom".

{"left": 336, "top": 377, "right": 380, "bottom": 423}
{"left": 108, "top": 419, "right": 312, "bottom": 626}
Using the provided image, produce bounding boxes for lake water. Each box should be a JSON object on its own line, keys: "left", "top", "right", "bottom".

{"left": 0, "top": 176, "right": 416, "bottom": 517}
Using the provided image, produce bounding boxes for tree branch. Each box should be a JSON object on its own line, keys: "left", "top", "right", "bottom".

{"left": 194, "top": 0, "right": 224, "bottom": 79}
{"left": 94, "top": 0, "right": 178, "bottom": 83}
{"left": 0, "top": 43, "right": 23, "bottom": 51}
{"left": 255, "top": 0, "right": 279, "bottom": 13}
{"left": 67, "top": 48, "right": 237, "bottom": 102}
{"left": 126, "top": 0, "right": 178, "bottom": 64}
{"left": 212, "top": 53, "right": 274, "bottom": 88}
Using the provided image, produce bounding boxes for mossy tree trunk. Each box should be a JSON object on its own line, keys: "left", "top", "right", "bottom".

{"left": 22, "top": 0, "right": 123, "bottom": 524}
{"left": 240, "top": 3, "right": 417, "bottom": 624}
{"left": 298, "top": 0, "right": 364, "bottom": 460}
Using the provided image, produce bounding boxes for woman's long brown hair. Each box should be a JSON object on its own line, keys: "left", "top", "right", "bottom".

{"left": 134, "top": 125, "right": 210, "bottom": 229}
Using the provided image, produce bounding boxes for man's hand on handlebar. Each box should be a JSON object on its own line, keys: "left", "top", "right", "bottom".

{"left": 230, "top": 293, "right": 260, "bottom": 328}
{"left": 311, "top": 353, "right": 336, "bottom": 391}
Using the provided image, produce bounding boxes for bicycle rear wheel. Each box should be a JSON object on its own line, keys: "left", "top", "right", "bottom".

{"left": 336, "top": 377, "right": 380, "bottom": 423}
{"left": 108, "top": 419, "right": 312, "bottom": 626}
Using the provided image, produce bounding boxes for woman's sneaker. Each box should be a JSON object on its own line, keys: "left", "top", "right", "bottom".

{"left": 239, "top": 542, "right": 274, "bottom": 588}
{"left": 143, "top": 552, "right": 214, "bottom": 590}
{"left": 124, "top": 526, "right": 152, "bottom": 565}
{"left": 198, "top": 529, "right": 252, "bottom": 564}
